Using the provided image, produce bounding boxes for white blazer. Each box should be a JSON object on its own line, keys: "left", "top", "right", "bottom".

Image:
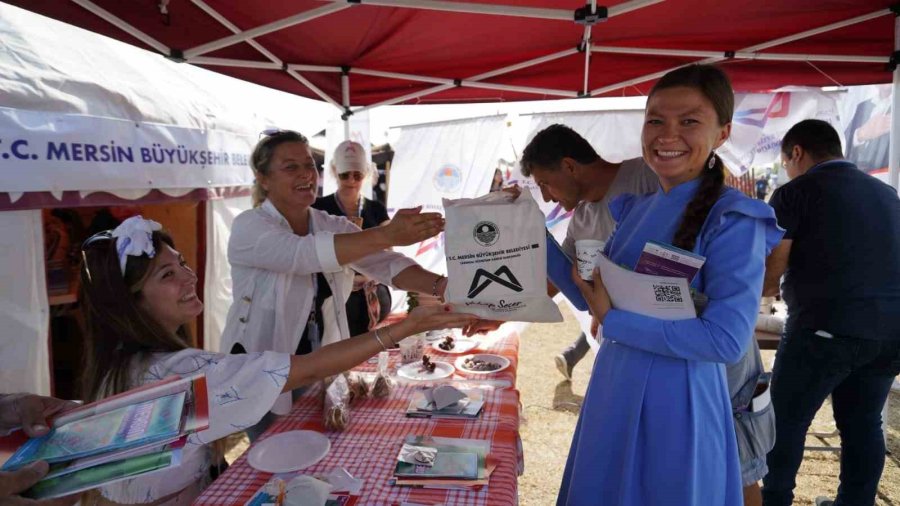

{"left": 220, "top": 200, "right": 416, "bottom": 413}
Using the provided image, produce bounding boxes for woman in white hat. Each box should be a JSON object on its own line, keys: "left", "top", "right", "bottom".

{"left": 313, "top": 140, "right": 392, "bottom": 336}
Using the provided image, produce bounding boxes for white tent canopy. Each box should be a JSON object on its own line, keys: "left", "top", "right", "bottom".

{"left": 0, "top": 4, "right": 331, "bottom": 395}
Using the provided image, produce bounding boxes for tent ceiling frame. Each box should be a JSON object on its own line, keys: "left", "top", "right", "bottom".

{"left": 72, "top": 0, "right": 169, "bottom": 54}
{"left": 189, "top": 0, "right": 282, "bottom": 66}
{"left": 317, "top": 0, "right": 664, "bottom": 20}
{"left": 183, "top": 3, "right": 351, "bottom": 59}
{"left": 70, "top": 0, "right": 892, "bottom": 113}
{"left": 590, "top": 45, "right": 887, "bottom": 64}
{"left": 589, "top": 7, "right": 893, "bottom": 96}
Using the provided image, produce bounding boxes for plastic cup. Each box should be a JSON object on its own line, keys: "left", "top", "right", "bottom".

{"left": 575, "top": 239, "right": 606, "bottom": 280}
{"left": 398, "top": 333, "right": 424, "bottom": 365}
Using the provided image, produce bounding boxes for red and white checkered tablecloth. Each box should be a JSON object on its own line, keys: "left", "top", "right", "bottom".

{"left": 195, "top": 330, "right": 523, "bottom": 506}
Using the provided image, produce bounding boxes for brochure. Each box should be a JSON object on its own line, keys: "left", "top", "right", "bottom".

{"left": 0, "top": 375, "right": 209, "bottom": 499}
{"left": 634, "top": 240, "right": 706, "bottom": 282}
{"left": 3, "top": 392, "right": 186, "bottom": 470}
{"left": 26, "top": 448, "right": 180, "bottom": 499}
{"left": 596, "top": 253, "right": 697, "bottom": 320}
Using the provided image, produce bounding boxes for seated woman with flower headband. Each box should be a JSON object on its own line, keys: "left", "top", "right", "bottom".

{"left": 78, "top": 216, "right": 477, "bottom": 506}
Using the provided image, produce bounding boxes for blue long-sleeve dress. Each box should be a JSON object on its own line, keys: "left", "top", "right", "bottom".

{"left": 557, "top": 178, "right": 784, "bottom": 506}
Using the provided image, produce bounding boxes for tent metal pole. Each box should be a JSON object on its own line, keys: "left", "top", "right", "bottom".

{"left": 342, "top": 72, "right": 351, "bottom": 140}
{"left": 285, "top": 68, "right": 341, "bottom": 108}
{"left": 589, "top": 8, "right": 891, "bottom": 96}
{"left": 189, "top": 57, "right": 282, "bottom": 69}
{"left": 72, "top": 0, "right": 170, "bottom": 54}
{"left": 190, "top": 0, "right": 282, "bottom": 65}
{"left": 324, "top": 0, "right": 571, "bottom": 21}
{"left": 460, "top": 80, "right": 578, "bottom": 98}
{"left": 607, "top": 0, "right": 664, "bottom": 17}
{"left": 184, "top": 3, "right": 351, "bottom": 59}
{"left": 355, "top": 84, "right": 456, "bottom": 114}
{"left": 591, "top": 45, "right": 886, "bottom": 64}
{"left": 890, "top": 16, "right": 900, "bottom": 191}
{"left": 322, "top": 0, "right": 661, "bottom": 21}
{"left": 351, "top": 68, "right": 455, "bottom": 85}
{"left": 469, "top": 48, "right": 579, "bottom": 81}
{"left": 738, "top": 52, "right": 885, "bottom": 63}
{"left": 582, "top": 26, "right": 592, "bottom": 96}
{"left": 289, "top": 64, "right": 344, "bottom": 73}
{"left": 355, "top": 48, "right": 579, "bottom": 111}
{"left": 743, "top": 8, "right": 891, "bottom": 52}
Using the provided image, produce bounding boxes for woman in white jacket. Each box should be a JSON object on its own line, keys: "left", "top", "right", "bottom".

{"left": 220, "top": 130, "right": 456, "bottom": 415}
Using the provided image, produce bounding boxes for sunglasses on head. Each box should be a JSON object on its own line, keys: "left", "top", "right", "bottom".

{"left": 339, "top": 171, "right": 365, "bottom": 181}
{"left": 80, "top": 230, "right": 114, "bottom": 283}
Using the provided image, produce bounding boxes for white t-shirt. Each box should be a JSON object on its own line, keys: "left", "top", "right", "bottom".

{"left": 561, "top": 157, "right": 658, "bottom": 257}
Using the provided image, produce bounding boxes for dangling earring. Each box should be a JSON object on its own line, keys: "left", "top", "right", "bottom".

{"left": 707, "top": 152, "right": 717, "bottom": 170}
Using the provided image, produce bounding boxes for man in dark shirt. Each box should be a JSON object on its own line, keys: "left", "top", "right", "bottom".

{"left": 761, "top": 119, "right": 900, "bottom": 506}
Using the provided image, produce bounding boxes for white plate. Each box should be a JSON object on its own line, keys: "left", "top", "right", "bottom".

{"left": 247, "top": 430, "right": 331, "bottom": 473}
{"left": 424, "top": 328, "right": 455, "bottom": 342}
{"left": 396, "top": 360, "right": 455, "bottom": 381}
{"left": 455, "top": 354, "right": 510, "bottom": 375}
{"left": 431, "top": 337, "right": 479, "bottom": 355}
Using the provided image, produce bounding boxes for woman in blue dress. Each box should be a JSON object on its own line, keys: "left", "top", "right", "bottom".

{"left": 558, "top": 64, "right": 783, "bottom": 505}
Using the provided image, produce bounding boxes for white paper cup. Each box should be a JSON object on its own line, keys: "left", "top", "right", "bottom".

{"left": 399, "top": 333, "right": 425, "bottom": 365}
{"left": 575, "top": 239, "right": 606, "bottom": 280}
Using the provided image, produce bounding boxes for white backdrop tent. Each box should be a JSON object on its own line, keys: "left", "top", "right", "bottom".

{"left": 0, "top": 4, "right": 332, "bottom": 395}
{"left": 386, "top": 88, "right": 846, "bottom": 345}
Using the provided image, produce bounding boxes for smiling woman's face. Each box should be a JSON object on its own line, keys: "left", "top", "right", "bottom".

{"left": 136, "top": 244, "right": 203, "bottom": 333}
{"left": 258, "top": 141, "right": 319, "bottom": 210}
{"left": 642, "top": 86, "right": 731, "bottom": 190}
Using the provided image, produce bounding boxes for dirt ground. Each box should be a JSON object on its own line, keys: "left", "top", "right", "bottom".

{"left": 517, "top": 303, "right": 900, "bottom": 505}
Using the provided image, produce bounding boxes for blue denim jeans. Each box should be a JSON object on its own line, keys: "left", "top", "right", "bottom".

{"left": 761, "top": 328, "right": 900, "bottom": 506}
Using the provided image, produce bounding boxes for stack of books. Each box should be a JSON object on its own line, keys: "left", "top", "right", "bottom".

{"left": 1, "top": 375, "right": 209, "bottom": 499}
{"left": 392, "top": 435, "right": 496, "bottom": 491}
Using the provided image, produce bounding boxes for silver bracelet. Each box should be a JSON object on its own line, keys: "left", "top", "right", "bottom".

{"left": 373, "top": 328, "right": 389, "bottom": 351}
{"left": 383, "top": 326, "right": 396, "bottom": 347}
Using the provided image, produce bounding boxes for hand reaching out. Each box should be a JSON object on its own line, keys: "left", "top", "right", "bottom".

{"left": 461, "top": 319, "right": 504, "bottom": 337}
{"left": 402, "top": 304, "right": 479, "bottom": 336}
{"left": 380, "top": 206, "right": 444, "bottom": 247}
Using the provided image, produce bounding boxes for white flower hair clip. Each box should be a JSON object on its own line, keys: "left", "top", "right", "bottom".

{"left": 111, "top": 216, "right": 163, "bottom": 275}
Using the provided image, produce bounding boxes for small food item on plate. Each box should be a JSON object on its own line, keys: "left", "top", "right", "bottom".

{"left": 438, "top": 336, "right": 455, "bottom": 351}
{"left": 462, "top": 357, "right": 501, "bottom": 372}
{"left": 420, "top": 355, "right": 437, "bottom": 374}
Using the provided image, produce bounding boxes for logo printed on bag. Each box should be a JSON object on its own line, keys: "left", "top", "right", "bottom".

{"left": 473, "top": 221, "right": 499, "bottom": 247}
{"left": 433, "top": 164, "right": 462, "bottom": 193}
{"left": 467, "top": 265, "right": 523, "bottom": 298}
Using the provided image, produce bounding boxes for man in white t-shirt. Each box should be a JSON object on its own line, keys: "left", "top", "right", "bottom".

{"left": 519, "top": 124, "right": 658, "bottom": 380}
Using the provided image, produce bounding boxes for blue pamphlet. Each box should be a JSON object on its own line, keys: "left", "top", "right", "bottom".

{"left": 545, "top": 230, "right": 589, "bottom": 311}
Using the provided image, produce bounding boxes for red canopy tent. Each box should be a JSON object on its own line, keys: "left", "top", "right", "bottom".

{"left": 10, "top": 0, "right": 899, "bottom": 183}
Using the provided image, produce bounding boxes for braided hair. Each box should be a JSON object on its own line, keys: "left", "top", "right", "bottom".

{"left": 649, "top": 65, "right": 734, "bottom": 251}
